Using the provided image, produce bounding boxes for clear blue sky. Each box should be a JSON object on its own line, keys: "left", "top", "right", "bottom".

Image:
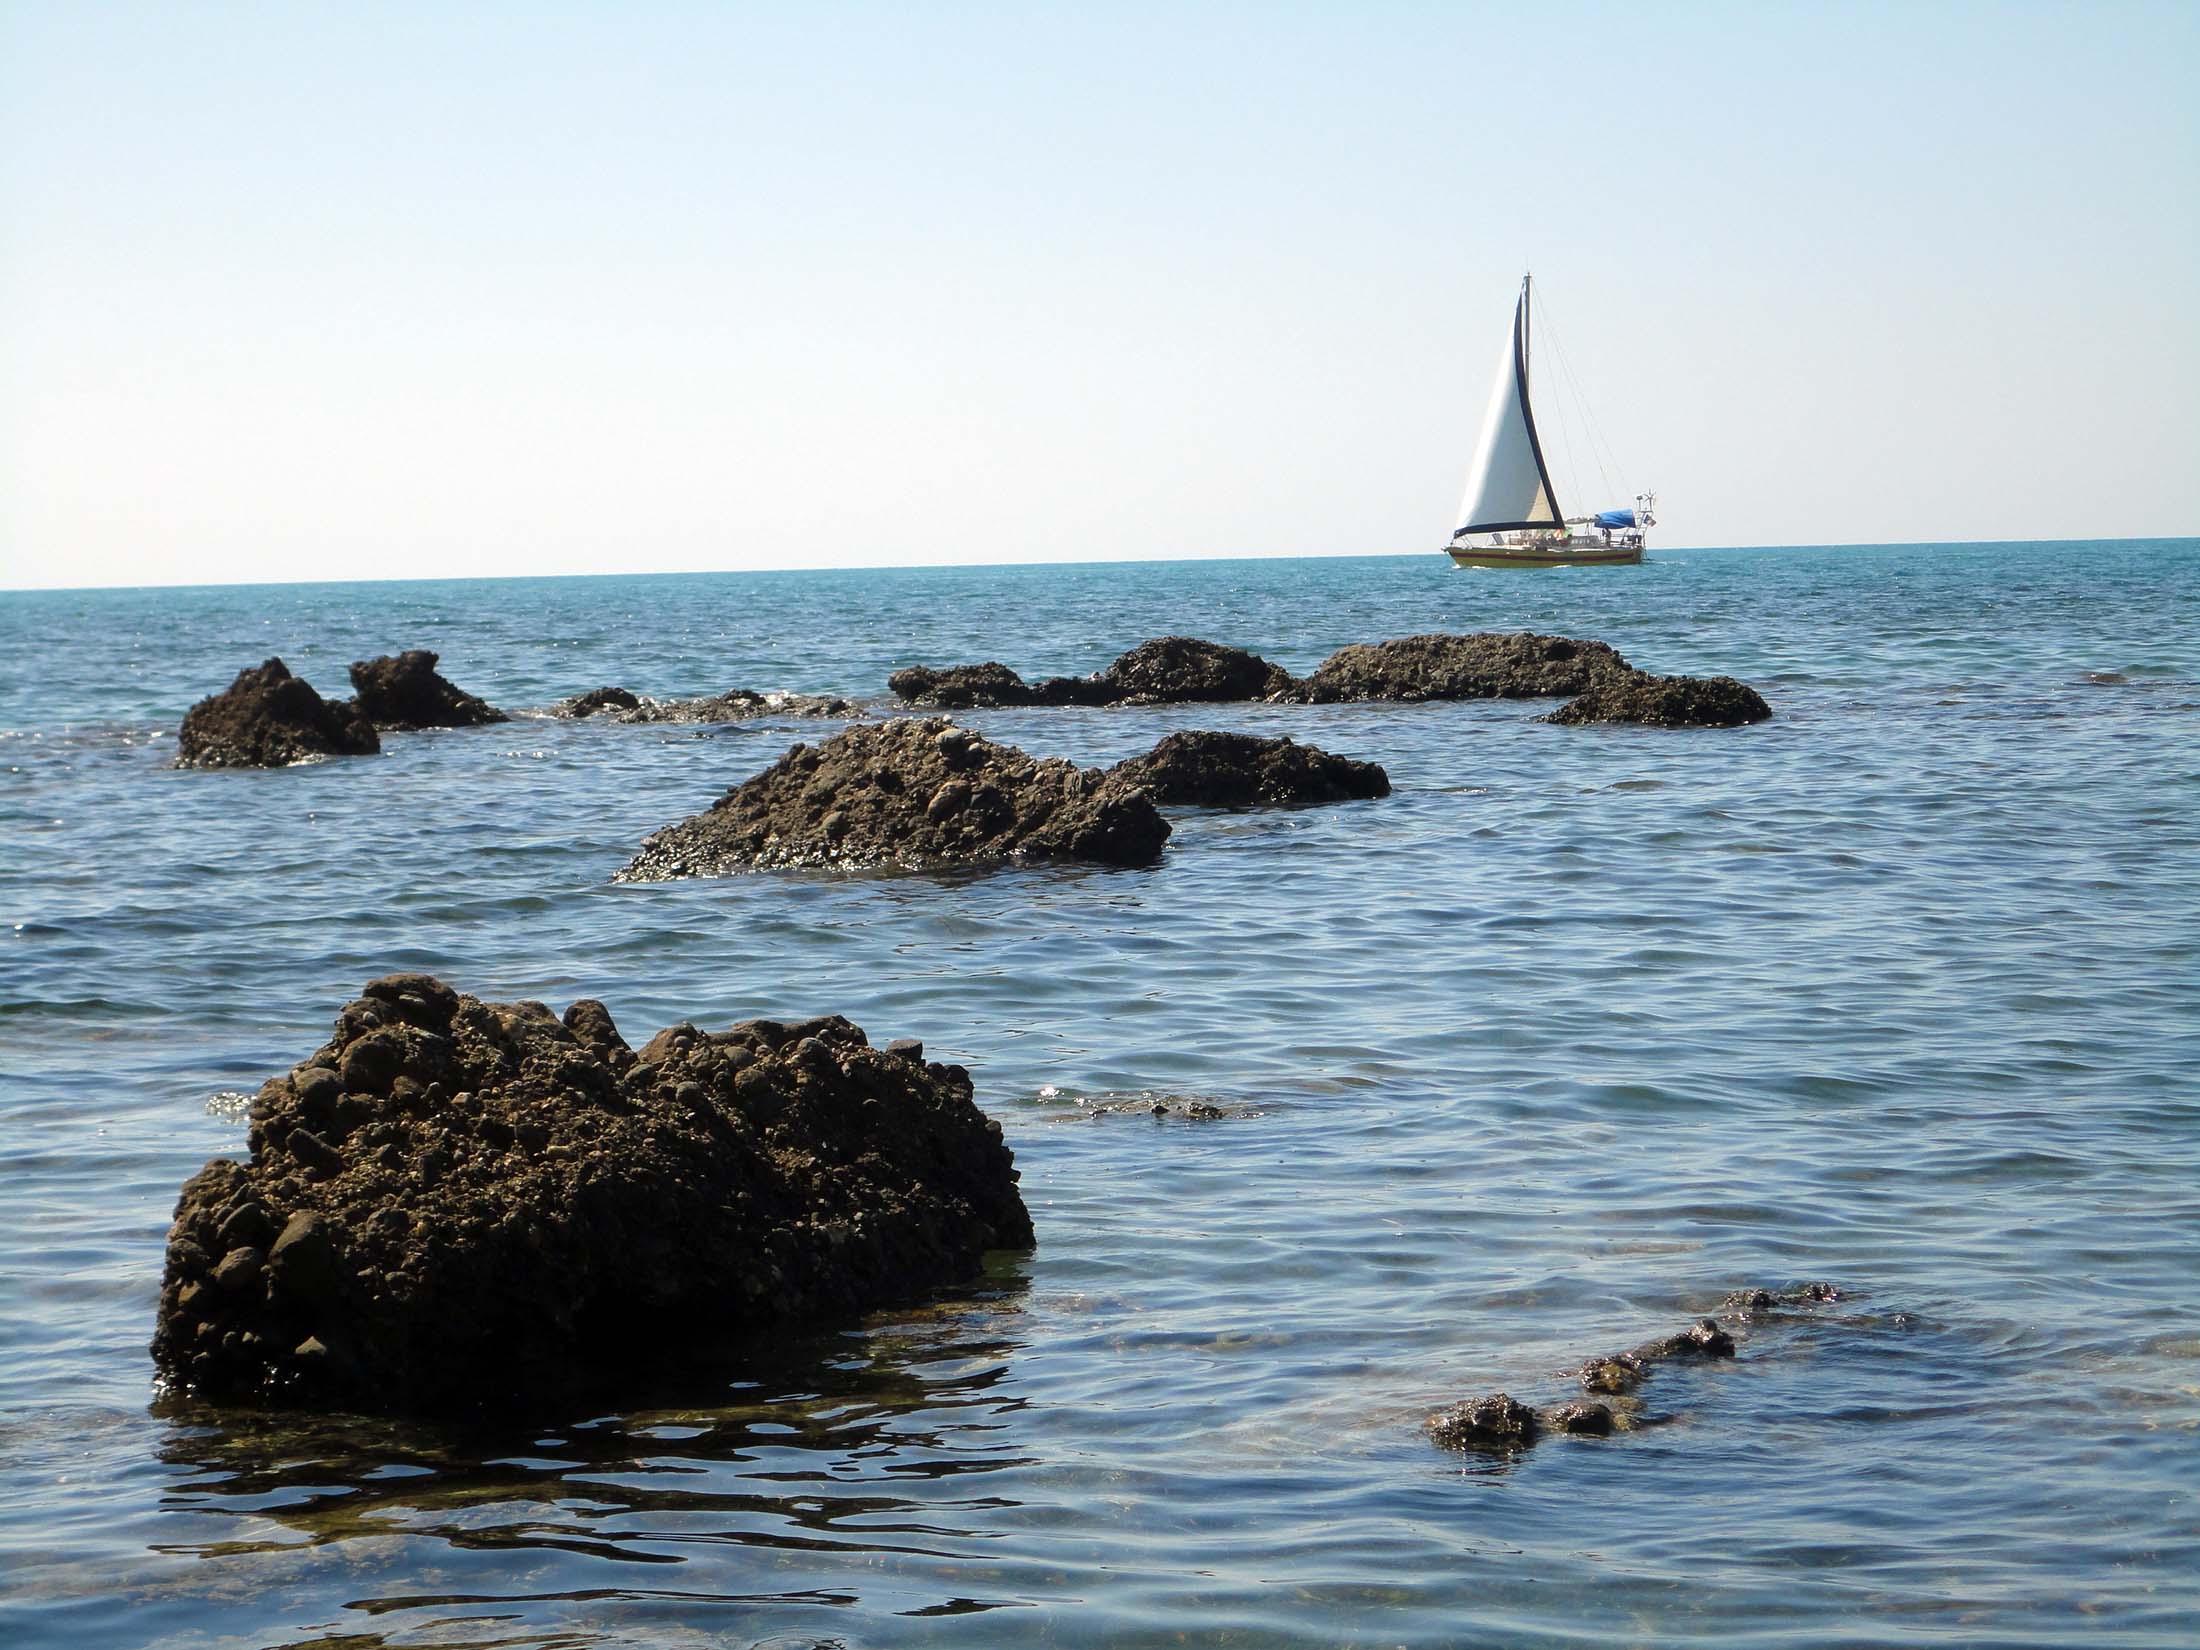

{"left": 3, "top": 1, "right": 2195, "bottom": 589}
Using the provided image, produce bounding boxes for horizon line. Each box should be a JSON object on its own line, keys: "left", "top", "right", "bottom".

{"left": 3, "top": 534, "right": 2193, "bottom": 598}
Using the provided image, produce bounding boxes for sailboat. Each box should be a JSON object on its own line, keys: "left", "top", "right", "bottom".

{"left": 1446, "top": 274, "right": 1656, "bottom": 569}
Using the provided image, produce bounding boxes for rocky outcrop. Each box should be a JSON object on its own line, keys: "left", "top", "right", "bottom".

{"left": 152, "top": 974, "right": 1033, "bottom": 1412}
{"left": 1293, "top": 632, "right": 1630, "bottom": 703}
{"left": 1424, "top": 1287, "right": 1842, "bottom": 1453}
{"left": 889, "top": 638, "right": 1296, "bottom": 709}
{"left": 1109, "top": 731, "right": 1390, "bottom": 808}
{"left": 1544, "top": 670, "right": 1772, "bottom": 728}
{"left": 618, "top": 718, "right": 1169, "bottom": 880}
{"left": 553, "top": 686, "right": 856, "bottom": 723}
{"left": 176, "top": 659, "right": 380, "bottom": 768}
{"left": 348, "top": 651, "right": 507, "bottom": 730}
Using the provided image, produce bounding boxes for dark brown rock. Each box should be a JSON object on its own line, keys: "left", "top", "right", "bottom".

{"left": 1545, "top": 1401, "right": 1615, "bottom": 1436}
{"left": 1292, "top": 631, "right": 1631, "bottom": 703}
{"left": 617, "top": 718, "right": 1169, "bottom": 880}
{"left": 175, "top": 659, "right": 380, "bottom": 769}
{"left": 152, "top": 976, "right": 1033, "bottom": 1412}
{"left": 1425, "top": 1392, "right": 1540, "bottom": 1449}
{"left": 1091, "top": 637, "right": 1296, "bottom": 705}
{"left": 889, "top": 638, "right": 1296, "bottom": 709}
{"left": 347, "top": 650, "right": 507, "bottom": 730}
{"left": 886, "top": 663, "right": 1044, "bottom": 709}
{"left": 1545, "top": 670, "right": 1771, "bottom": 728}
{"left": 1580, "top": 1353, "right": 1646, "bottom": 1395}
{"left": 1109, "top": 730, "right": 1390, "bottom": 808}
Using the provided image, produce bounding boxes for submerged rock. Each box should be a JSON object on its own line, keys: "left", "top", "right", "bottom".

{"left": 1292, "top": 631, "right": 1630, "bottom": 703}
{"left": 618, "top": 718, "right": 1169, "bottom": 880}
{"left": 889, "top": 638, "right": 1297, "bottom": 709}
{"left": 553, "top": 686, "right": 856, "bottom": 723}
{"left": 176, "top": 659, "right": 380, "bottom": 768}
{"left": 348, "top": 651, "right": 508, "bottom": 730}
{"left": 1432, "top": 1291, "right": 1848, "bottom": 1454}
{"left": 152, "top": 974, "right": 1033, "bottom": 1412}
{"left": 1109, "top": 731, "right": 1390, "bottom": 808}
{"left": 1545, "top": 670, "right": 1771, "bottom": 728}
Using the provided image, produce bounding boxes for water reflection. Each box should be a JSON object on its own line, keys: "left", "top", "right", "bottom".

{"left": 147, "top": 1270, "right": 1034, "bottom": 1637}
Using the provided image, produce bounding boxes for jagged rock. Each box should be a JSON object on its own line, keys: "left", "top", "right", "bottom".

{"left": 151, "top": 974, "right": 1033, "bottom": 1412}
{"left": 1293, "top": 631, "right": 1631, "bottom": 702}
{"left": 889, "top": 638, "right": 1296, "bottom": 709}
{"left": 1109, "top": 731, "right": 1390, "bottom": 807}
{"left": 1425, "top": 1392, "right": 1540, "bottom": 1449}
{"left": 347, "top": 651, "right": 507, "bottom": 730}
{"left": 1546, "top": 669, "right": 1772, "bottom": 728}
{"left": 176, "top": 659, "right": 380, "bottom": 769}
{"left": 1545, "top": 1401, "right": 1615, "bottom": 1436}
{"left": 618, "top": 718, "right": 1169, "bottom": 880}
{"left": 553, "top": 686, "right": 855, "bottom": 723}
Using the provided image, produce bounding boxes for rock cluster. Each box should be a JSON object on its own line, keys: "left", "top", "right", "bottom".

{"left": 1109, "top": 731, "right": 1390, "bottom": 808}
{"left": 1544, "top": 670, "right": 1772, "bottom": 728}
{"left": 618, "top": 718, "right": 1170, "bottom": 880}
{"left": 1294, "top": 632, "right": 1632, "bottom": 703}
{"left": 1424, "top": 1287, "right": 1841, "bottom": 1453}
{"left": 152, "top": 974, "right": 1033, "bottom": 1412}
{"left": 348, "top": 650, "right": 508, "bottom": 730}
{"left": 553, "top": 686, "right": 856, "bottom": 723}
{"left": 888, "top": 632, "right": 1771, "bottom": 728}
{"left": 176, "top": 659, "right": 380, "bottom": 768}
{"left": 890, "top": 637, "right": 1296, "bottom": 709}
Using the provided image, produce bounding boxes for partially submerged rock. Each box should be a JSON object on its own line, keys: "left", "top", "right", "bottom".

{"left": 1425, "top": 1392, "right": 1540, "bottom": 1449}
{"left": 1109, "top": 731, "right": 1390, "bottom": 808}
{"left": 176, "top": 659, "right": 380, "bottom": 769}
{"left": 1293, "top": 631, "right": 1630, "bottom": 703}
{"left": 554, "top": 686, "right": 856, "bottom": 723}
{"left": 1429, "top": 1291, "right": 1845, "bottom": 1455}
{"left": 348, "top": 650, "right": 507, "bottom": 730}
{"left": 618, "top": 718, "right": 1169, "bottom": 880}
{"left": 1545, "top": 670, "right": 1771, "bottom": 728}
{"left": 889, "top": 638, "right": 1296, "bottom": 709}
{"left": 152, "top": 974, "right": 1033, "bottom": 1412}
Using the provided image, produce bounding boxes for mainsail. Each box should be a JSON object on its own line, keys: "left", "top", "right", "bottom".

{"left": 1453, "top": 276, "right": 1563, "bottom": 536}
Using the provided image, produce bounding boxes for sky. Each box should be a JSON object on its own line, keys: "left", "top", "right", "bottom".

{"left": 2, "top": 1, "right": 2196, "bottom": 591}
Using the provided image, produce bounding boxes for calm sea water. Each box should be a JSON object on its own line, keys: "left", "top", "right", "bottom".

{"left": 2, "top": 542, "right": 2197, "bottom": 1649}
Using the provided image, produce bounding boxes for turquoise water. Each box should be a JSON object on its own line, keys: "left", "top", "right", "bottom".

{"left": 2, "top": 541, "right": 2197, "bottom": 1648}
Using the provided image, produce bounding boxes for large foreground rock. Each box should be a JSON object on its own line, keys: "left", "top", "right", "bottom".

{"left": 553, "top": 685, "right": 855, "bottom": 723}
{"left": 348, "top": 650, "right": 508, "bottom": 730}
{"left": 1110, "top": 731, "right": 1390, "bottom": 807}
{"left": 1545, "top": 670, "right": 1772, "bottom": 728}
{"left": 619, "top": 719, "right": 1169, "bottom": 879}
{"left": 889, "top": 637, "right": 1296, "bottom": 709}
{"left": 176, "top": 659, "right": 379, "bottom": 768}
{"left": 1292, "top": 632, "right": 1630, "bottom": 702}
{"left": 152, "top": 974, "right": 1033, "bottom": 1412}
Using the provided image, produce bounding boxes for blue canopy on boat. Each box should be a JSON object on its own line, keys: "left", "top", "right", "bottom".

{"left": 1593, "top": 508, "right": 1638, "bottom": 529}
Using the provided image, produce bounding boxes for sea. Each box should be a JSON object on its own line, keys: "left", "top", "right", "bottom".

{"left": 2, "top": 540, "right": 2196, "bottom": 1649}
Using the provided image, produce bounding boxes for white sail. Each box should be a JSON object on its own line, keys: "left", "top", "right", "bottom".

{"left": 1454, "top": 279, "right": 1563, "bottom": 536}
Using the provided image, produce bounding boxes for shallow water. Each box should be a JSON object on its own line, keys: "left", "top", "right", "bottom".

{"left": 2, "top": 542, "right": 2197, "bottom": 1648}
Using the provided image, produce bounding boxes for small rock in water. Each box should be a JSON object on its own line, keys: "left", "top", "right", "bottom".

{"left": 347, "top": 650, "right": 507, "bottom": 730}
{"left": 1426, "top": 1392, "right": 1540, "bottom": 1450}
{"left": 1545, "top": 670, "right": 1771, "bottom": 729}
{"left": 617, "top": 718, "right": 1169, "bottom": 879}
{"left": 1108, "top": 731, "right": 1390, "bottom": 808}
{"left": 175, "top": 659, "right": 380, "bottom": 769}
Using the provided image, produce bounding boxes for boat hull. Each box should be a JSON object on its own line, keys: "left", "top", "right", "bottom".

{"left": 1447, "top": 543, "right": 1644, "bottom": 569}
